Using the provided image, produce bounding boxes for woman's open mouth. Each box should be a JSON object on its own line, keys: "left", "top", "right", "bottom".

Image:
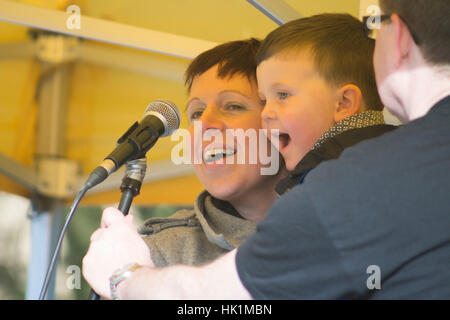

{"left": 203, "top": 146, "right": 236, "bottom": 163}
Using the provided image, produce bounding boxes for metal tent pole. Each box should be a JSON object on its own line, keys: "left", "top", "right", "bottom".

{"left": 25, "top": 35, "right": 79, "bottom": 300}
{"left": 246, "top": 0, "right": 302, "bottom": 25}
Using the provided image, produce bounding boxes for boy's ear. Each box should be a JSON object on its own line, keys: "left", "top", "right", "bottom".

{"left": 334, "top": 84, "right": 362, "bottom": 123}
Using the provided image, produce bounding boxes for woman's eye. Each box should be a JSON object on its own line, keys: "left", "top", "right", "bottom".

{"left": 225, "top": 103, "right": 245, "bottom": 111}
{"left": 278, "top": 92, "right": 290, "bottom": 100}
{"left": 189, "top": 110, "right": 203, "bottom": 121}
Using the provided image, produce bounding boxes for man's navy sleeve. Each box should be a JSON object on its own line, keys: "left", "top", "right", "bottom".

{"left": 236, "top": 186, "right": 358, "bottom": 299}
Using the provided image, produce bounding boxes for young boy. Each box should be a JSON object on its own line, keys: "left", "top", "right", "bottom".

{"left": 257, "top": 14, "right": 397, "bottom": 193}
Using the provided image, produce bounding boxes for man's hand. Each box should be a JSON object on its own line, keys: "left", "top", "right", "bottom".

{"left": 82, "top": 207, "right": 153, "bottom": 299}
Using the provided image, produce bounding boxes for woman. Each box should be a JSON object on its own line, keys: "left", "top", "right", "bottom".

{"left": 138, "top": 39, "right": 287, "bottom": 267}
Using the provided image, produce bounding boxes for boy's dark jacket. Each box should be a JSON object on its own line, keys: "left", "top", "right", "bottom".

{"left": 275, "top": 124, "right": 398, "bottom": 195}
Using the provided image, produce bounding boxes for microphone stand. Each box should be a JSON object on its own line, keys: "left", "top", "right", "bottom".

{"left": 88, "top": 157, "right": 147, "bottom": 300}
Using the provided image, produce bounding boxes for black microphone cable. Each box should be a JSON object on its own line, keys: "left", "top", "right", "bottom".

{"left": 38, "top": 185, "right": 89, "bottom": 300}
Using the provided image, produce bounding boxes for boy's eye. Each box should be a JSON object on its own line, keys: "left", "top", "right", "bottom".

{"left": 277, "top": 92, "right": 290, "bottom": 100}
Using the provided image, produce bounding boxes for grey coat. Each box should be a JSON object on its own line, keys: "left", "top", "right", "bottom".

{"left": 138, "top": 191, "right": 256, "bottom": 267}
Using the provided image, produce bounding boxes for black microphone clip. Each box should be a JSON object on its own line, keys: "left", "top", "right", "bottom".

{"left": 106, "top": 115, "right": 163, "bottom": 169}
{"left": 117, "top": 121, "right": 139, "bottom": 144}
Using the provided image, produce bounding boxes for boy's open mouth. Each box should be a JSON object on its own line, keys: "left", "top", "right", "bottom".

{"left": 278, "top": 133, "right": 291, "bottom": 151}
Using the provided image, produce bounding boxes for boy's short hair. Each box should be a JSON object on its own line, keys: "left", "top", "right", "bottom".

{"left": 256, "top": 14, "right": 383, "bottom": 111}
{"left": 185, "top": 38, "right": 261, "bottom": 92}
{"left": 380, "top": 0, "right": 450, "bottom": 65}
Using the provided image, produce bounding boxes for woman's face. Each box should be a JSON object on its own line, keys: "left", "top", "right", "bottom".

{"left": 186, "top": 65, "right": 281, "bottom": 203}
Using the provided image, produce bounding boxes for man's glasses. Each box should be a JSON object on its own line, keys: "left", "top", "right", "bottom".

{"left": 362, "top": 14, "right": 421, "bottom": 45}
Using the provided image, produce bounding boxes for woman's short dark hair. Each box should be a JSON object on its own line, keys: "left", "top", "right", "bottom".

{"left": 185, "top": 38, "right": 261, "bottom": 92}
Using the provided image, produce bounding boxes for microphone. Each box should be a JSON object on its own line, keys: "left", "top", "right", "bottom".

{"left": 84, "top": 100, "right": 181, "bottom": 190}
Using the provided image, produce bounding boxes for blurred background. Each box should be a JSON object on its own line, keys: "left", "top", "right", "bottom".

{"left": 0, "top": 0, "right": 389, "bottom": 299}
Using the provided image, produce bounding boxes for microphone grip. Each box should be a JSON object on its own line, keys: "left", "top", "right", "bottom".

{"left": 118, "top": 188, "right": 134, "bottom": 216}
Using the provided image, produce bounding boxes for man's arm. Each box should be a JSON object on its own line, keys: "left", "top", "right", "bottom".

{"left": 82, "top": 207, "right": 252, "bottom": 299}
{"left": 119, "top": 249, "right": 252, "bottom": 300}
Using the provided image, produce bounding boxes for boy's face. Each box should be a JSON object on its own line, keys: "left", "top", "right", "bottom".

{"left": 257, "top": 49, "right": 338, "bottom": 171}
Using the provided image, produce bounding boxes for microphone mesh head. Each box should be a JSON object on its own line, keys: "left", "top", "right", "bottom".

{"left": 144, "top": 100, "right": 181, "bottom": 137}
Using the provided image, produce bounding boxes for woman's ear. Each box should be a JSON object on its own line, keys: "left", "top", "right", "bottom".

{"left": 334, "top": 84, "right": 363, "bottom": 123}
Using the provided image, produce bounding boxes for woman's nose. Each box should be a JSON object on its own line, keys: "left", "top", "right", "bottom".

{"left": 198, "top": 105, "right": 225, "bottom": 132}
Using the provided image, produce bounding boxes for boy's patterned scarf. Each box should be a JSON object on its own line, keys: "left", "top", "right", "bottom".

{"left": 312, "top": 110, "right": 385, "bottom": 150}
